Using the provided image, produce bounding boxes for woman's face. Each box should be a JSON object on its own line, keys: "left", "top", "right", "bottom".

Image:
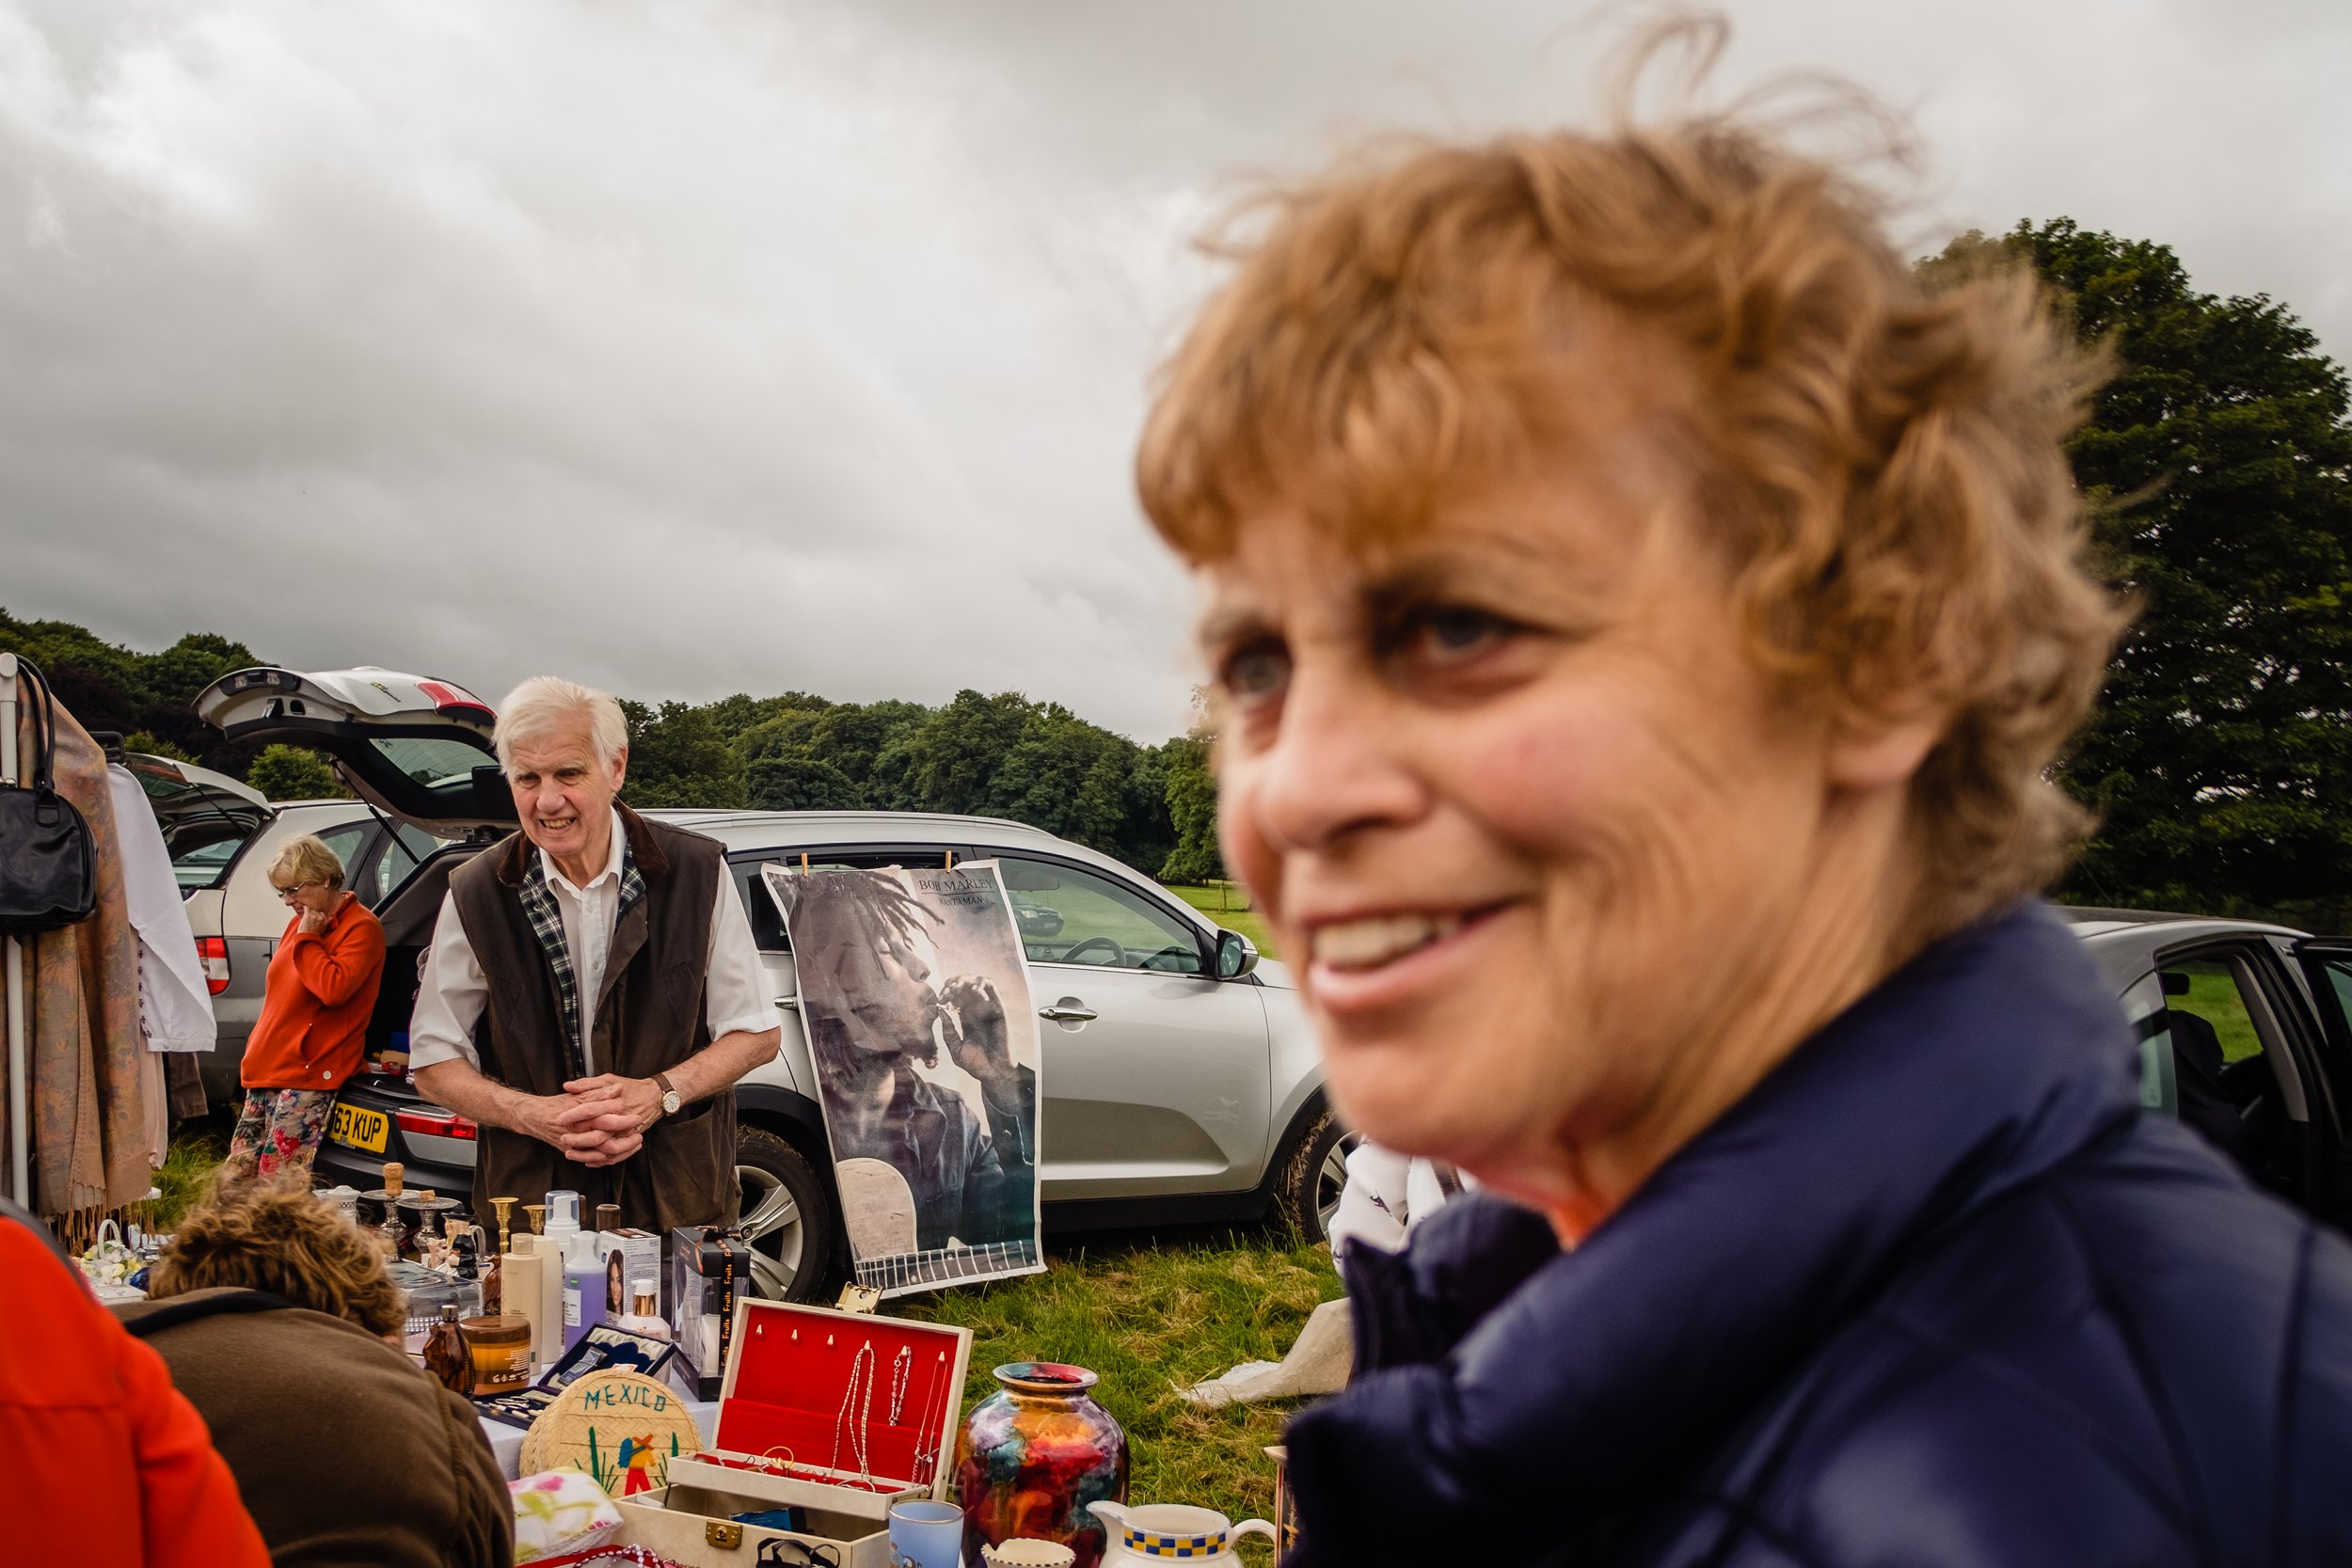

{"left": 1201, "top": 423, "right": 1894, "bottom": 1207}
{"left": 275, "top": 878, "right": 340, "bottom": 917}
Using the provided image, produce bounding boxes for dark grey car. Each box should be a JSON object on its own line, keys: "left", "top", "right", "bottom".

{"left": 2070, "top": 909, "right": 2352, "bottom": 1229}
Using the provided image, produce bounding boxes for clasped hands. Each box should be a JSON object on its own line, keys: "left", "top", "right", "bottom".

{"left": 523, "top": 1073, "right": 667, "bottom": 1167}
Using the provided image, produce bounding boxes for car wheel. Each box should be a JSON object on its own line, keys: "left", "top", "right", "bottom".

{"left": 1273, "top": 1106, "right": 1357, "bottom": 1245}
{"left": 736, "top": 1127, "right": 835, "bottom": 1304}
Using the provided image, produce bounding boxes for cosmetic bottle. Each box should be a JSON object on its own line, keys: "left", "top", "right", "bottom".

{"left": 423, "top": 1305, "right": 474, "bottom": 1396}
{"left": 503, "top": 1234, "right": 548, "bottom": 1372}
{"left": 612, "top": 1278, "right": 671, "bottom": 1342}
{"left": 545, "top": 1189, "right": 603, "bottom": 1352}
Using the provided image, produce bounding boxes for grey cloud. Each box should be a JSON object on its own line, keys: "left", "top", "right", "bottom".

{"left": 2, "top": 0, "right": 2344, "bottom": 739}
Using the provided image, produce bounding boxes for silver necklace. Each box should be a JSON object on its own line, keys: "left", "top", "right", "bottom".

{"left": 889, "top": 1345, "right": 914, "bottom": 1425}
{"left": 828, "top": 1341, "right": 876, "bottom": 1485}
{"left": 911, "top": 1350, "right": 951, "bottom": 1482}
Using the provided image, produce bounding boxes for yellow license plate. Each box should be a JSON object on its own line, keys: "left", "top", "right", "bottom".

{"left": 328, "top": 1102, "right": 389, "bottom": 1154}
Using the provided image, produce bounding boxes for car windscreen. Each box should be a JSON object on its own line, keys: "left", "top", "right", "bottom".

{"left": 371, "top": 735, "right": 497, "bottom": 792}
{"left": 135, "top": 773, "right": 270, "bottom": 894}
{"left": 171, "top": 832, "right": 249, "bottom": 892}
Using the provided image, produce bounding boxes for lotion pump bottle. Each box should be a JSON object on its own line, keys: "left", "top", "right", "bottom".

{"left": 544, "top": 1190, "right": 604, "bottom": 1352}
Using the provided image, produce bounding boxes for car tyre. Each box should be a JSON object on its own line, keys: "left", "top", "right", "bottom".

{"left": 1273, "top": 1106, "right": 1356, "bottom": 1245}
{"left": 735, "top": 1126, "right": 837, "bottom": 1304}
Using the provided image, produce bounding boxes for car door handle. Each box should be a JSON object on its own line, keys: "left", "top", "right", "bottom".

{"left": 773, "top": 996, "right": 800, "bottom": 1012}
{"left": 1038, "top": 1005, "right": 1098, "bottom": 1023}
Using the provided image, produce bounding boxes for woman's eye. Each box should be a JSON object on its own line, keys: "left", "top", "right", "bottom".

{"left": 1218, "top": 642, "right": 1293, "bottom": 702}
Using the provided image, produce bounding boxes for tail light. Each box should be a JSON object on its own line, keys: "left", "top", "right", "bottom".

{"left": 416, "top": 679, "right": 496, "bottom": 726}
{"left": 197, "top": 937, "right": 230, "bottom": 996}
{"left": 394, "top": 1109, "right": 478, "bottom": 1141}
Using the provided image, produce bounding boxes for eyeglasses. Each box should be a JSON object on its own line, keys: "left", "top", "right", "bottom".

{"left": 274, "top": 882, "right": 321, "bottom": 902}
{"left": 756, "top": 1543, "right": 840, "bottom": 1568}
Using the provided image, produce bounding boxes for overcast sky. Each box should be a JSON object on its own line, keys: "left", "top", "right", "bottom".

{"left": 3, "top": 1, "right": 2344, "bottom": 741}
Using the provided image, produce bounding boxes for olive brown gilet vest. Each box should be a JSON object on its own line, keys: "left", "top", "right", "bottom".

{"left": 446, "top": 805, "right": 739, "bottom": 1231}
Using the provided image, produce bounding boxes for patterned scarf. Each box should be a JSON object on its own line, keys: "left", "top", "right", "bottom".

{"left": 516, "top": 828, "right": 648, "bottom": 1080}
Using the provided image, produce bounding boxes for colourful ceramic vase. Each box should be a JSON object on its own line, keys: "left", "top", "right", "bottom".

{"left": 955, "top": 1362, "right": 1130, "bottom": 1568}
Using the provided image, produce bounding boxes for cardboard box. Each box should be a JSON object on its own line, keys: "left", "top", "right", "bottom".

{"left": 598, "top": 1227, "right": 664, "bottom": 1317}
{"left": 672, "top": 1227, "right": 754, "bottom": 1401}
{"left": 613, "top": 1297, "right": 973, "bottom": 1565}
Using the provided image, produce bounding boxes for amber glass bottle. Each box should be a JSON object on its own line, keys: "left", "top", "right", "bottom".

{"left": 423, "top": 1304, "right": 474, "bottom": 1396}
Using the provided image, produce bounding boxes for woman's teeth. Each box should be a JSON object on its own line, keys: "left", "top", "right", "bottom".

{"left": 1311, "top": 911, "right": 1464, "bottom": 971}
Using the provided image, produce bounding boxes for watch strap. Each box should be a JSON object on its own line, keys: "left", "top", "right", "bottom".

{"left": 654, "top": 1071, "right": 678, "bottom": 1116}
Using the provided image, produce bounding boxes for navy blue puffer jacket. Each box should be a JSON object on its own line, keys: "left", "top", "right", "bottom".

{"left": 1284, "top": 903, "right": 2352, "bottom": 1566}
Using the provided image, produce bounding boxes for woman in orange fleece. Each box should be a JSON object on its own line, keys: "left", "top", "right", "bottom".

{"left": 0, "top": 1199, "right": 268, "bottom": 1566}
{"left": 223, "top": 833, "right": 386, "bottom": 1182}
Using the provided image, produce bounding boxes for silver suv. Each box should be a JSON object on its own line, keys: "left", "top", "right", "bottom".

{"left": 194, "top": 666, "right": 1343, "bottom": 1300}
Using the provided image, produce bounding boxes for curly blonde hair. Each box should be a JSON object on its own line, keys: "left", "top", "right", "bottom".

{"left": 1136, "top": 50, "right": 2127, "bottom": 940}
{"left": 151, "top": 1177, "right": 405, "bottom": 1338}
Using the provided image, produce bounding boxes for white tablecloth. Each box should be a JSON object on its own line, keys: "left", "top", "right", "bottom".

{"left": 481, "top": 1397, "right": 722, "bottom": 1480}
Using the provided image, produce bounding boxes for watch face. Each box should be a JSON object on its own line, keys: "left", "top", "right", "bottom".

{"left": 662, "top": 1090, "right": 680, "bottom": 1114}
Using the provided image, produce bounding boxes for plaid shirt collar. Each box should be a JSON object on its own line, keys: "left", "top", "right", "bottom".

{"left": 515, "top": 811, "right": 648, "bottom": 1080}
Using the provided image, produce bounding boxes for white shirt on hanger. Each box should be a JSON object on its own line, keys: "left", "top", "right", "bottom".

{"left": 105, "top": 764, "right": 217, "bottom": 1054}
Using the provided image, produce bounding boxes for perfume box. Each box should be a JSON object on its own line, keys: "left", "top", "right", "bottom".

{"left": 614, "top": 1297, "right": 973, "bottom": 1565}
{"left": 474, "top": 1323, "right": 691, "bottom": 1430}
{"left": 670, "top": 1226, "right": 754, "bottom": 1400}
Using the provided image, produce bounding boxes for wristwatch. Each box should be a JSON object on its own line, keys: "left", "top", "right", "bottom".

{"left": 654, "top": 1072, "right": 680, "bottom": 1118}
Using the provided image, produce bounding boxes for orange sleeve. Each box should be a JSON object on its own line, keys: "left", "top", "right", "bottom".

{"left": 0, "top": 1221, "right": 268, "bottom": 1567}
{"left": 118, "top": 1323, "right": 272, "bottom": 1568}
{"left": 290, "top": 911, "right": 387, "bottom": 1007}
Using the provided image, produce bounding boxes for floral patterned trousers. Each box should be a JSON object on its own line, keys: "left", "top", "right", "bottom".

{"left": 223, "top": 1087, "right": 338, "bottom": 1182}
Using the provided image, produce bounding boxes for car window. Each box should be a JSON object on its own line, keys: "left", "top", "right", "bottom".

{"left": 732, "top": 848, "right": 962, "bottom": 955}
{"left": 2157, "top": 950, "right": 2297, "bottom": 1195}
{"left": 356, "top": 822, "right": 457, "bottom": 908}
{"left": 1000, "top": 856, "right": 1204, "bottom": 974}
{"left": 2122, "top": 972, "right": 2174, "bottom": 1113}
{"left": 2312, "top": 955, "right": 2352, "bottom": 1021}
{"left": 315, "top": 822, "right": 372, "bottom": 893}
{"left": 2164, "top": 957, "right": 2263, "bottom": 1064}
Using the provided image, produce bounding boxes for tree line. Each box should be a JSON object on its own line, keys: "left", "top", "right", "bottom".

{"left": 0, "top": 606, "right": 1224, "bottom": 881}
{"left": 7, "top": 218, "right": 2349, "bottom": 915}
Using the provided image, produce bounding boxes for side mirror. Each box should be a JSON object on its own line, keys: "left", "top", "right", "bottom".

{"left": 1214, "top": 928, "right": 1259, "bottom": 980}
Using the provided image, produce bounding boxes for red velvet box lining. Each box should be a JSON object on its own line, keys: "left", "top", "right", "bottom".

{"left": 712, "top": 1302, "right": 964, "bottom": 1488}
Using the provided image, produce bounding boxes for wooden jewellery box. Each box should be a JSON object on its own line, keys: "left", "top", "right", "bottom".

{"left": 613, "top": 1296, "right": 974, "bottom": 1567}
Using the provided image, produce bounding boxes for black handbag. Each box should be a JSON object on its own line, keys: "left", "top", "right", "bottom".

{"left": 0, "top": 657, "right": 98, "bottom": 937}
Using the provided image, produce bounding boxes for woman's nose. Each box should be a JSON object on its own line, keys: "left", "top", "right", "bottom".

{"left": 1242, "top": 673, "right": 1427, "bottom": 852}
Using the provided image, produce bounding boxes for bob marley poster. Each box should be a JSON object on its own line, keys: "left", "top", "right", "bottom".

{"left": 762, "top": 860, "right": 1044, "bottom": 1295}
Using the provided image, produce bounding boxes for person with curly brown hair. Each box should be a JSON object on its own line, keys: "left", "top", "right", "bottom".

{"left": 1136, "top": 23, "right": 2352, "bottom": 1567}
{"left": 112, "top": 1180, "right": 511, "bottom": 1568}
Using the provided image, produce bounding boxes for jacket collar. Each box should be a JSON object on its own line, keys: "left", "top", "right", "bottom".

{"left": 1292, "top": 900, "right": 2144, "bottom": 1546}
{"left": 494, "top": 799, "right": 671, "bottom": 889}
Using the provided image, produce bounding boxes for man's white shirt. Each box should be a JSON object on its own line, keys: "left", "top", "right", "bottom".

{"left": 406, "top": 809, "right": 772, "bottom": 1077}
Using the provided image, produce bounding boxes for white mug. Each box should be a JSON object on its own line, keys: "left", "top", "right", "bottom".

{"left": 983, "top": 1543, "right": 1076, "bottom": 1568}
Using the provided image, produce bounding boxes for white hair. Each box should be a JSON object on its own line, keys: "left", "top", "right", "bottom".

{"left": 494, "top": 676, "right": 628, "bottom": 772}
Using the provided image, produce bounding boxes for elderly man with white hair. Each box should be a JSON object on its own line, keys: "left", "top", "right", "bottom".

{"left": 407, "top": 677, "right": 780, "bottom": 1232}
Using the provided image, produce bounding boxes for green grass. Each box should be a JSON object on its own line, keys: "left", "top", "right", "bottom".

{"left": 1167, "top": 883, "right": 1279, "bottom": 961}
{"left": 152, "top": 1118, "right": 231, "bottom": 1229}
{"left": 904, "top": 1229, "right": 1337, "bottom": 1546}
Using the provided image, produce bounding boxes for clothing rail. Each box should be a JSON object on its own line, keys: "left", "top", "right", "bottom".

{"left": 0, "top": 650, "right": 26, "bottom": 1207}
